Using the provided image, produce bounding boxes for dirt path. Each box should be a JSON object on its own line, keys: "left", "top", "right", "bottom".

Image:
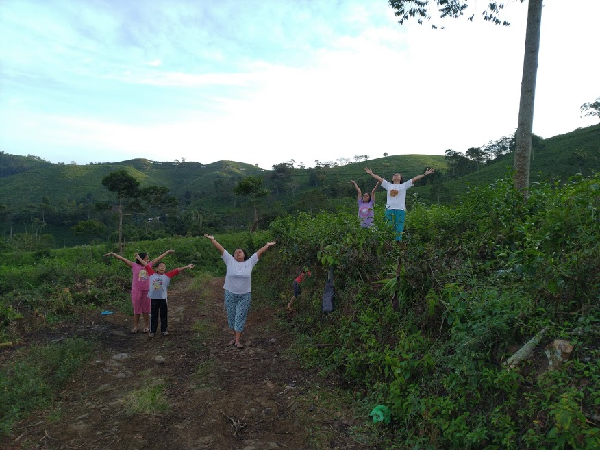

{"left": 2, "top": 277, "right": 376, "bottom": 450}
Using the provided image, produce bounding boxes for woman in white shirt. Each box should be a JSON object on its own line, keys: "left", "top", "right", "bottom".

{"left": 364, "top": 167, "right": 435, "bottom": 242}
{"left": 205, "top": 234, "right": 276, "bottom": 348}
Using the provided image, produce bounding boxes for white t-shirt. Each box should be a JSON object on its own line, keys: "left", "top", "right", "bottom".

{"left": 222, "top": 250, "right": 259, "bottom": 294}
{"left": 381, "top": 179, "right": 413, "bottom": 210}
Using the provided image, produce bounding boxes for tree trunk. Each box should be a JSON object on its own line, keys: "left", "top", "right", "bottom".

{"left": 504, "top": 327, "right": 547, "bottom": 368}
{"left": 514, "top": 0, "right": 543, "bottom": 194}
{"left": 251, "top": 203, "right": 258, "bottom": 232}
{"left": 118, "top": 198, "right": 123, "bottom": 253}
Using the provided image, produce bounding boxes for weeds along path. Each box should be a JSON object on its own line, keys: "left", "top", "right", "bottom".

{"left": 2, "top": 277, "right": 375, "bottom": 450}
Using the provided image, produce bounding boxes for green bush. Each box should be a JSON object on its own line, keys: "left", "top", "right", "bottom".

{"left": 262, "top": 173, "right": 600, "bottom": 449}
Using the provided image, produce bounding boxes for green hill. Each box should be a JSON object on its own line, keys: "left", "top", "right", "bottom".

{"left": 416, "top": 124, "right": 600, "bottom": 203}
{"left": 0, "top": 124, "right": 598, "bottom": 247}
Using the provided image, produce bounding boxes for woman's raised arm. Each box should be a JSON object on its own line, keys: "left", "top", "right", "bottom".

{"left": 204, "top": 234, "right": 225, "bottom": 255}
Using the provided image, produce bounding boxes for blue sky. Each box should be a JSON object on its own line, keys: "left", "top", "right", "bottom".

{"left": 1, "top": 0, "right": 598, "bottom": 169}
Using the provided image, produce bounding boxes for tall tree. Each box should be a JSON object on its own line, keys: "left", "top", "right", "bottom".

{"left": 271, "top": 162, "right": 294, "bottom": 195}
{"left": 101, "top": 170, "right": 140, "bottom": 252}
{"left": 445, "top": 149, "right": 475, "bottom": 177}
{"left": 514, "top": 0, "right": 542, "bottom": 194}
{"left": 388, "top": 0, "right": 542, "bottom": 194}
{"left": 581, "top": 97, "right": 600, "bottom": 122}
{"left": 233, "top": 176, "right": 269, "bottom": 231}
{"left": 466, "top": 147, "right": 486, "bottom": 170}
{"left": 482, "top": 134, "right": 515, "bottom": 160}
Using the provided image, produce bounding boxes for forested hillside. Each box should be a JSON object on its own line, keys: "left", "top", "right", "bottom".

{"left": 0, "top": 123, "right": 598, "bottom": 249}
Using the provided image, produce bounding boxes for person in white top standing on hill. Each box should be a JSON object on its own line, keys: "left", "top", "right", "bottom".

{"left": 204, "top": 234, "right": 276, "bottom": 349}
{"left": 364, "top": 167, "right": 435, "bottom": 242}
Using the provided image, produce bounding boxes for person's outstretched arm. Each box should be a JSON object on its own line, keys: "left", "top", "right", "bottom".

{"left": 350, "top": 180, "right": 362, "bottom": 200}
{"left": 256, "top": 241, "right": 276, "bottom": 259}
{"left": 364, "top": 167, "right": 383, "bottom": 183}
{"left": 103, "top": 252, "right": 134, "bottom": 267}
{"left": 411, "top": 168, "right": 435, "bottom": 184}
{"left": 150, "top": 249, "right": 175, "bottom": 266}
{"left": 370, "top": 181, "right": 380, "bottom": 201}
{"left": 204, "top": 234, "right": 225, "bottom": 255}
{"left": 167, "top": 263, "right": 194, "bottom": 278}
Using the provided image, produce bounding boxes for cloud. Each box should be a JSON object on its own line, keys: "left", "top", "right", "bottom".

{"left": 1, "top": 0, "right": 599, "bottom": 170}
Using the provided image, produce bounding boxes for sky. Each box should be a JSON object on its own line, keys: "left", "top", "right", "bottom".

{"left": 0, "top": 0, "right": 598, "bottom": 170}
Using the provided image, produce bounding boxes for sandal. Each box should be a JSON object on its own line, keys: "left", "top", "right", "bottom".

{"left": 142, "top": 328, "right": 150, "bottom": 333}
{"left": 228, "top": 339, "right": 236, "bottom": 346}
{"left": 235, "top": 343, "right": 244, "bottom": 349}
{"left": 131, "top": 328, "right": 138, "bottom": 334}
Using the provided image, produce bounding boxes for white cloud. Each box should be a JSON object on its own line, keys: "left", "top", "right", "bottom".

{"left": 0, "top": 0, "right": 599, "bottom": 169}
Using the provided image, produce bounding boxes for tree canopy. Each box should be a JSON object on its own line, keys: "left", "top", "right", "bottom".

{"left": 388, "top": 0, "right": 517, "bottom": 28}
{"left": 581, "top": 97, "right": 600, "bottom": 122}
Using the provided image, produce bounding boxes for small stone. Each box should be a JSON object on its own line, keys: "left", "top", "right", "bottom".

{"left": 545, "top": 339, "right": 574, "bottom": 370}
{"left": 155, "top": 355, "right": 166, "bottom": 364}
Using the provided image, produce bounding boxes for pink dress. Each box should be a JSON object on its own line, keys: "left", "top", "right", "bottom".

{"left": 131, "top": 263, "right": 152, "bottom": 314}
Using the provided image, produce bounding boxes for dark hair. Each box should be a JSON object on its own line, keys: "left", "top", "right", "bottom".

{"left": 361, "top": 192, "right": 371, "bottom": 203}
{"left": 236, "top": 248, "right": 250, "bottom": 261}
{"left": 136, "top": 252, "right": 148, "bottom": 265}
{"left": 392, "top": 174, "right": 404, "bottom": 183}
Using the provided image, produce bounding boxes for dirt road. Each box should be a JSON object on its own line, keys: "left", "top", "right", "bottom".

{"left": 2, "top": 277, "right": 377, "bottom": 450}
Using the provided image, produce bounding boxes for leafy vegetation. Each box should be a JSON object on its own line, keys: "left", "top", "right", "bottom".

{"left": 1, "top": 125, "right": 599, "bottom": 447}
{"left": 255, "top": 171, "right": 600, "bottom": 449}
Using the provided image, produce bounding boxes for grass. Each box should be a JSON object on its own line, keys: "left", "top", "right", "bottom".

{"left": 0, "top": 337, "right": 93, "bottom": 437}
{"left": 191, "top": 319, "right": 218, "bottom": 340}
{"left": 114, "top": 295, "right": 134, "bottom": 316}
{"left": 121, "top": 382, "right": 169, "bottom": 415}
{"left": 187, "top": 271, "right": 213, "bottom": 294}
{"left": 194, "top": 358, "right": 217, "bottom": 389}
{"left": 46, "top": 403, "right": 63, "bottom": 423}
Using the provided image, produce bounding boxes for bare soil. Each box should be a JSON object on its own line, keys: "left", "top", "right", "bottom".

{"left": 1, "top": 277, "right": 378, "bottom": 450}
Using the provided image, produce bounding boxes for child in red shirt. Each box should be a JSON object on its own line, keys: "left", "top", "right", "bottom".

{"left": 287, "top": 267, "right": 312, "bottom": 311}
{"left": 139, "top": 259, "right": 194, "bottom": 337}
